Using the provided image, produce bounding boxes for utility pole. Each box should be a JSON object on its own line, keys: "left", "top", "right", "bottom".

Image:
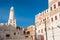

{"left": 52, "top": 26, "right": 55, "bottom": 40}
{"left": 44, "top": 19, "right": 48, "bottom": 40}
{"left": 51, "top": 19, "right": 55, "bottom": 40}
{"left": 52, "top": 21, "right": 55, "bottom": 40}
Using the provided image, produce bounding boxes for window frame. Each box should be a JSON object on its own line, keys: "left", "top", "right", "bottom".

{"left": 58, "top": 2, "right": 60, "bottom": 6}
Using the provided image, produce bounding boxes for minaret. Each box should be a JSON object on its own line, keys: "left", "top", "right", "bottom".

{"left": 8, "top": 6, "right": 16, "bottom": 27}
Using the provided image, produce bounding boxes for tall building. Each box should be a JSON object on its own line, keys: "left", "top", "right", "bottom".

{"left": 8, "top": 6, "right": 16, "bottom": 27}
{"left": 35, "top": 0, "right": 60, "bottom": 40}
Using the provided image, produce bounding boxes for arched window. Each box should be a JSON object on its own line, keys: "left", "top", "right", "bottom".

{"left": 50, "top": 7, "right": 52, "bottom": 11}
{"left": 58, "top": 2, "right": 60, "bottom": 6}
{"left": 51, "top": 18, "right": 53, "bottom": 22}
{"left": 55, "top": 16, "right": 57, "bottom": 20}
{"left": 54, "top": 4, "right": 56, "bottom": 9}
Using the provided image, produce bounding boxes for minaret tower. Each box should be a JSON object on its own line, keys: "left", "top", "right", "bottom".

{"left": 8, "top": 6, "right": 16, "bottom": 27}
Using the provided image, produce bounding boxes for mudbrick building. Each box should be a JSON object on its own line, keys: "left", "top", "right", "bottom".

{"left": 0, "top": 7, "right": 32, "bottom": 40}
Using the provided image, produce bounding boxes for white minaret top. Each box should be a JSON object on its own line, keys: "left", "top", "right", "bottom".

{"left": 8, "top": 6, "right": 16, "bottom": 27}
{"left": 9, "top": 6, "right": 14, "bottom": 20}
{"left": 11, "top": 6, "right": 14, "bottom": 10}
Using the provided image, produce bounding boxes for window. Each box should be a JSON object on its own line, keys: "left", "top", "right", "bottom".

{"left": 55, "top": 16, "right": 57, "bottom": 20}
{"left": 14, "top": 32, "right": 16, "bottom": 35}
{"left": 50, "top": 7, "right": 52, "bottom": 11}
{"left": 27, "top": 31, "right": 30, "bottom": 34}
{"left": 45, "top": 27, "right": 46, "bottom": 32}
{"left": 43, "top": 18, "right": 46, "bottom": 21}
{"left": 47, "top": 10, "right": 48, "bottom": 12}
{"left": 38, "top": 30, "right": 40, "bottom": 33}
{"left": 58, "top": 2, "right": 60, "bottom": 6}
{"left": 51, "top": 18, "right": 53, "bottom": 22}
{"left": 14, "top": 21, "right": 15, "bottom": 23}
{"left": 41, "top": 29, "right": 43, "bottom": 33}
{"left": 24, "top": 31, "right": 25, "bottom": 34}
{"left": 43, "top": 19, "right": 45, "bottom": 21}
{"left": 54, "top": 4, "right": 56, "bottom": 9}
{"left": 13, "top": 24, "right": 15, "bottom": 26}
{"left": 25, "top": 36, "right": 28, "bottom": 38}
{"left": 10, "top": 19, "right": 12, "bottom": 23}
{"left": 6, "top": 34, "right": 10, "bottom": 38}
{"left": 41, "top": 35, "right": 44, "bottom": 40}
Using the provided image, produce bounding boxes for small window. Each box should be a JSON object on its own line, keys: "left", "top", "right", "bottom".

{"left": 14, "top": 32, "right": 16, "bottom": 35}
{"left": 14, "top": 21, "right": 15, "bottom": 23}
{"left": 51, "top": 18, "right": 53, "bottom": 22}
{"left": 43, "top": 18, "right": 46, "bottom": 21}
{"left": 41, "top": 35, "right": 44, "bottom": 40}
{"left": 27, "top": 31, "right": 30, "bottom": 34}
{"left": 50, "top": 7, "right": 52, "bottom": 11}
{"left": 24, "top": 31, "right": 25, "bottom": 34}
{"left": 58, "top": 2, "right": 60, "bottom": 6}
{"left": 55, "top": 16, "right": 57, "bottom": 20}
{"left": 47, "top": 10, "right": 48, "bottom": 12}
{"left": 6, "top": 34, "right": 10, "bottom": 38}
{"left": 25, "top": 36, "right": 28, "bottom": 38}
{"left": 41, "top": 29, "right": 43, "bottom": 33}
{"left": 45, "top": 27, "right": 46, "bottom": 32}
{"left": 38, "top": 30, "right": 40, "bottom": 33}
{"left": 10, "top": 19, "right": 12, "bottom": 23}
{"left": 43, "top": 19, "right": 45, "bottom": 21}
{"left": 54, "top": 4, "right": 56, "bottom": 9}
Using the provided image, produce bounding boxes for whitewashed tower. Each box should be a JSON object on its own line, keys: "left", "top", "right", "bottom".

{"left": 8, "top": 6, "right": 16, "bottom": 27}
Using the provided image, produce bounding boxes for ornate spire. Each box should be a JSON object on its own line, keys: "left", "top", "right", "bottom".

{"left": 8, "top": 6, "right": 16, "bottom": 27}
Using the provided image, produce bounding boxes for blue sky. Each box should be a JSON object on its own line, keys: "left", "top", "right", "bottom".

{"left": 0, "top": 0, "right": 48, "bottom": 28}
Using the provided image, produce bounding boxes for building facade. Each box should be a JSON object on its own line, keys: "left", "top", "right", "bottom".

{"left": 26, "top": 25, "right": 35, "bottom": 40}
{"left": 0, "top": 24, "right": 32, "bottom": 40}
{"left": 35, "top": 0, "right": 60, "bottom": 40}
